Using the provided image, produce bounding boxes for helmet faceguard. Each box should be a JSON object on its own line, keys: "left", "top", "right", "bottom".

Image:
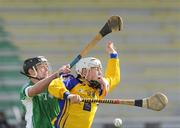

{"left": 23, "top": 56, "right": 48, "bottom": 74}
{"left": 75, "top": 57, "right": 102, "bottom": 76}
{"left": 20, "top": 56, "right": 50, "bottom": 80}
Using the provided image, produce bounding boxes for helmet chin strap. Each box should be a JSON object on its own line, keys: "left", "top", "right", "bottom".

{"left": 20, "top": 66, "right": 43, "bottom": 81}
{"left": 20, "top": 71, "right": 42, "bottom": 80}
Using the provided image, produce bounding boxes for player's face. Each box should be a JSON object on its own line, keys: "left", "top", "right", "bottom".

{"left": 36, "top": 62, "right": 49, "bottom": 79}
{"left": 86, "top": 67, "right": 102, "bottom": 81}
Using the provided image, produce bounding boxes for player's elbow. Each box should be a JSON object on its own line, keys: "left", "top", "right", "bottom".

{"left": 116, "top": 77, "right": 120, "bottom": 85}
{"left": 109, "top": 75, "right": 120, "bottom": 91}
{"left": 114, "top": 72, "right": 120, "bottom": 85}
{"left": 114, "top": 76, "right": 120, "bottom": 86}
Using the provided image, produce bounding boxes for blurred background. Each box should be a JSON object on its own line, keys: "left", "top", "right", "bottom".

{"left": 0, "top": 0, "right": 179, "bottom": 128}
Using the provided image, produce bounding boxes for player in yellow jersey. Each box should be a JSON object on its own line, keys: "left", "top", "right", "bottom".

{"left": 48, "top": 41, "right": 120, "bottom": 128}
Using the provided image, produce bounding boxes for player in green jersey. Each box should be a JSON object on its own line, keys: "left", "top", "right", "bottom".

{"left": 20, "top": 56, "right": 81, "bottom": 128}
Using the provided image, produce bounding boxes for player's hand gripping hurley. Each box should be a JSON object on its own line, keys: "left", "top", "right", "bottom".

{"left": 82, "top": 92, "right": 168, "bottom": 111}
{"left": 70, "top": 15, "right": 123, "bottom": 68}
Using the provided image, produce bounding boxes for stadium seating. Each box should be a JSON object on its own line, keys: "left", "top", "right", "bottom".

{"left": 0, "top": 18, "right": 24, "bottom": 124}
{"left": 0, "top": 0, "right": 179, "bottom": 127}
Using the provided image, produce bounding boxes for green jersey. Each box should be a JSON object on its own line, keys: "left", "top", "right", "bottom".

{"left": 20, "top": 81, "right": 59, "bottom": 128}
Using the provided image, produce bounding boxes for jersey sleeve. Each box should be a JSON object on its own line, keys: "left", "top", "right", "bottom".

{"left": 20, "top": 83, "right": 32, "bottom": 100}
{"left": 48, "top": 78, "right": 70, "bottom": 100}
{"left": 105, "top": 53, "right": 120, "bottom": 92}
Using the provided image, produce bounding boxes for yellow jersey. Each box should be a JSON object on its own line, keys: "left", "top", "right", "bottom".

{"left": 48, "top": 53, "right": 120, "bottom": 128}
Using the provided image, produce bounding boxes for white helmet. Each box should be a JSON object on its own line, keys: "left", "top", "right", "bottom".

{"left": 75, "top": 57, "right": 102, "bottom": 75}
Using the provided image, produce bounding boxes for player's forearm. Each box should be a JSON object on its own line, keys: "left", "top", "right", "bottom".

{"left": 105, "top": 53, "right": 120, "bottom": 91}
{"left": 28, "top": 72, "right": 58, "bottom": 97}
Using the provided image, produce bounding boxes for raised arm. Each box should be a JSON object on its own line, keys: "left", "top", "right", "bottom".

{"left": 27, "top": 65, "right": 70, "bottom": 97}
{"left": 105, "top": 41, "right": 120, "bottom": 92}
